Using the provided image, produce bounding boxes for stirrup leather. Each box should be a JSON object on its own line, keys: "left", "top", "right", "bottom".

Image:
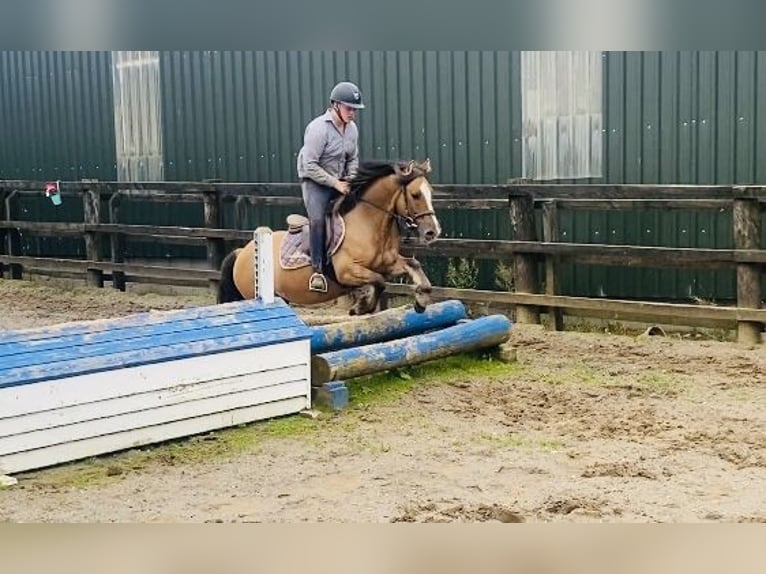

{"left": 308, "top": 272, "right": 328, "bottom": 293}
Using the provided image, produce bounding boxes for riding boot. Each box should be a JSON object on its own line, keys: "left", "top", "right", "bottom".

{"left": 308, "top": 219, "right": 328, "bottom": 293}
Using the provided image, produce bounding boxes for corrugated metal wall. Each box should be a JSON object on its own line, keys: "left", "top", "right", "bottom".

{"left": 158, "top": 51, "right": 523, "bottom": 287}
{"left": 3, "top": 50, "right": 766, "bottom": 301}
{"left": 112, "top": 51, "right": 164, "bottom": 181}
{"left": 159, "top": 51, "right": 523, "bottom": 185}
{"left": 603, "top": 51, "right": 766, "bottom": 185}
{"left": 521, "top": 51, "right": 603, "bottom": 181}
{"left": 559, "top": 51, "right": 766, "bottom": 301}
{"left": 0, "top": 51, "right": 116, "bottom": 258}
{"left": 0, "top": 51, "right": 116, "bottom": 181}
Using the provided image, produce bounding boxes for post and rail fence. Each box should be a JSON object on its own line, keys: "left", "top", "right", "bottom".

{"left": 2, "top": 180, "right": 766, "bottom": 344}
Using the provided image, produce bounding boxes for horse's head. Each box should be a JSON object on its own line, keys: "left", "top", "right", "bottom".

{"left": 392, "top": 159, "right": 442, "bottom": 244}
{"left": 343, "top": 159, "right": 442, "bottom": 243}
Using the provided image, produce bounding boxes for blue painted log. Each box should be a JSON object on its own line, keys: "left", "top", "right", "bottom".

{"left": 311, "top": 314, "right": 512, "bottom": 385}
{"left": 310, "top": 300, "right": 467, "bottom": 353}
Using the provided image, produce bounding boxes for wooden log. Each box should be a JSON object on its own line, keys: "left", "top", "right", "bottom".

{"left": 398, "top": 238, "right": 766, "bottom": 267}
{"left": 108, "top": 193, "right": 126, "bottom": 291}
{"left": 432, "top": 198, "right": 509, "bottom": 210}
{"left": 1, "top": 218, "right": 762, "bottom": 269}
{"left": 3, "top": 190, "right": 22, "bottom": 279}
{"left": 510, "top": 184, "right": 744, "bottom": 200}
{"left": 309, "top": 300, "right": 468, "bottom": 353}
{"left": 509, "top": 194, "right": 540, "bottom": 324}
{"left": 6, "top": 180, "right": 766, "bottom": 202}
{"left": 82, "top": 185, "right": 104, "bottom": 288}
{"left": 0, "top": 255, "right": 219, "bottom": 281}
{"left": 542, "top": 201, "right": 563, "bottom": 331}
{"left": 733, "top": 198, "right": 762, "bottom": 344}
{"left": 203, "top": 191, "right": 224, "bottom": 295}
{"left": 109, "top": 191, "right": 205, "bottom": 203}
{"left": 383, "top": 283, "right": 766, "bottom": 327}
{"left": 234, "top": 196, "right": 248, "bottom": 230}
{"left": 0, "top": 188, "right": 5, "bottom": 279}
{"left": 551, "top": 199, "right": 732, "bottom": 210}
{"left": 311, "top": 314, "right": 512, "bottom": 385}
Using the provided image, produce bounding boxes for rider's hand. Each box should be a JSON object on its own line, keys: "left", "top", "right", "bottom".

{"left": 334, "top": 180, "right": 350, "bottom": 195}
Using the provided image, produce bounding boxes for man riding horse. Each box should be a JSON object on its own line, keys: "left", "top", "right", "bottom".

{"left": 217, "top": 81, "right": 441, "bottom": 315}
{"left": 296, "top": 81, "right": 365, "bottom": 293}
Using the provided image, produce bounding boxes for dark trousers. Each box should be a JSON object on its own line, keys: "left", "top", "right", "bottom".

{"left": 301, "top": 179, "right": 337, "bottom": 272}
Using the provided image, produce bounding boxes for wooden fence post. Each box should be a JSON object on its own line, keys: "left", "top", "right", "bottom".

{"left": 4, "top": 189, "right": 23, "bottom": 279}
{"left": 203, "top": 189, "right": 224, "bottom": 295}
{"left": 509, "top": 193, "right": 540, "bottom": 324}
{"left": 0, "top": 188, "right": 5, "bottom": 279}
{"left": 234, "top": 196, "right": 248, "bottom": 230}
{"left": 542, "top": 200, "right": 564, "bottom": 330}
{"left": 82, "top": 184, "right": 104, "bottom": 288}
{"left": 733, "top": 197, "right": 762, "bottom": 345}
{"left": 108, "top": 192, "right": 126, "bottom": 291}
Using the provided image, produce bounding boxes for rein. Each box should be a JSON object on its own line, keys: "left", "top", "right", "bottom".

{"left": 354, "top": 179, "right": 435, "bottom": 231}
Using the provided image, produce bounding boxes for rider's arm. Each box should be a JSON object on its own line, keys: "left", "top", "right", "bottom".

{"left": 345, "top": 123, "right": 360, "bottom": 180}
{"left": 299, "top": 122, "right": 339, "bottom": 188}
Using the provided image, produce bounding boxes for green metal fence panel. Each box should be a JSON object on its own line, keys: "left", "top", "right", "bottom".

{"left": 0, "top": 51, "right": 116, "bottom": 181}
{"left": 159, "top": 51, "right": 524, "bottom": 186}
{"left": 562, "top": 51, "right": 766, "bottom": 303}
{"left": 155, "top": 51, "right": 524, "bottom": 289}
{"left": 5, "top": 50, "right": 766, "bottom": 302}
{"left": 0, "top": 51, "right": 116, "bottom": 258}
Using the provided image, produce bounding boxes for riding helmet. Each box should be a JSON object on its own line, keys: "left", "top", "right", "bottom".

{"left": 330, "top": 81, "right": 365, "bottom": 109}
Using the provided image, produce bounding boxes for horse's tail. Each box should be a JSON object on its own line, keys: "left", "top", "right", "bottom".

{"left": 217, "top": 248, "right": 244, "bottom": 304}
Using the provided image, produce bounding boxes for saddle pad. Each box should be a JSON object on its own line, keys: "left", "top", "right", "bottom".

{"left": 280, "top": 215, "right": 346, "bottom": 270}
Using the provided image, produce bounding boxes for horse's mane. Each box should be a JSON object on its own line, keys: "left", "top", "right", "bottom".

{"left": 338, "top": 160, "right": 409, "bottom": 216}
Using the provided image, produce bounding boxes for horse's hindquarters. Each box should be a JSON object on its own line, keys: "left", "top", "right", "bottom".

{"left": 232, "top": 231, "right": 346, "bottom": 305}
{"left": 231, "top": 240, "right": 256, "bottom": 299}
{"left": 271, "top": 231, "right": 347, "bottom": 305}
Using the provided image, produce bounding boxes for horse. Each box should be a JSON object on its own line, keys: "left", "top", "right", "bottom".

{"left": 217, "top": 159, "right": 442, "bottom": 315}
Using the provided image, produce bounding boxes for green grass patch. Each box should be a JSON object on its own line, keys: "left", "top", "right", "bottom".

{"left": 631, "top": 372, "right": 681, "bottom": 395}
{"left": 18, "top": 414, "right": 318, "bottom": 489}
{"left": 537, "top": 362, "right": 610, "bottom": 387}
{"left": 346, "top": 352, "right": 521, "bottom": 408}
{"left": 15, "top": 354, "right": 516, "bottom": 489}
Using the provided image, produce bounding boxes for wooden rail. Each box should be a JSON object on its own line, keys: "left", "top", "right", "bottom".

{"left": 2, "top": 180, "right": 766, "bottom": 343}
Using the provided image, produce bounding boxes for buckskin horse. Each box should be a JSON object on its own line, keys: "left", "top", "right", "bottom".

{"left": 216, "top": 159, "right": 442, "bottom": 315}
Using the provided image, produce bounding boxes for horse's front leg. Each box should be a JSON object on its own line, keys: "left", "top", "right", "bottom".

{"left": 348, "top": 284, "right": 384, "bottom": 315}
{"left": 390, "top": 255, "right": 433, "bottom": 313}
{"left": 335, "top": 264, "right": 387, "bottom": 315}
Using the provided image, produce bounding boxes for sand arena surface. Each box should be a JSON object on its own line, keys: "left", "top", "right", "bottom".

{"left": 0, "top": 278, "right": 764, "bottom": 522}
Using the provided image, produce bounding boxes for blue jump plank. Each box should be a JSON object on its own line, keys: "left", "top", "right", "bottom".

{"left": 0, "top": 313, "right": 308, "bottom": 371}
{"left": 0, "top": 325, "right": 312, "bottom": 389}
{"left": 0, "top": 305, "right": 298, "bottom": 360}
{"left": 0, "top": 299, "right": 292, "bottom": 344}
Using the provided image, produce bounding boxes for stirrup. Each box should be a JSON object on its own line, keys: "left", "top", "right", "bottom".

{"left": 308, "top": 272, "right": 328, "bottom": 293}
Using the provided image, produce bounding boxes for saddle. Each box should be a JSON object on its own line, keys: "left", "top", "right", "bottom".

{"left": 279, "top": 212, "right": 346, "bottom": 270}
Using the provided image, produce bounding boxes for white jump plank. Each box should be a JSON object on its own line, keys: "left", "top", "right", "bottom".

{"left": 0, "top": 340, "right": 309, "bottom": 419}
{"left": 0, "top": 364, "right": 309, "bottom": 438}
{"left": 0, "top": 380, "right": 309, "bottom": 455}
{"left": 0, "top": 396, "right": 309, "bottom": 475}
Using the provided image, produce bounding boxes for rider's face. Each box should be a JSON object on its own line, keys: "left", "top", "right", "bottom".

{"left": 335, "top": 103, "right": 357, "bottom": 123}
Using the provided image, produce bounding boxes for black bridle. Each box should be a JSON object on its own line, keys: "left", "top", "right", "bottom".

{"left": 355, "top": 176, "right": 435, "bottom": 231}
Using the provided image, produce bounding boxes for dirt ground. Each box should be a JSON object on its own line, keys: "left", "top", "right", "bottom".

{"left": 0, "top": 277, "right": 764, "bottom": 523}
